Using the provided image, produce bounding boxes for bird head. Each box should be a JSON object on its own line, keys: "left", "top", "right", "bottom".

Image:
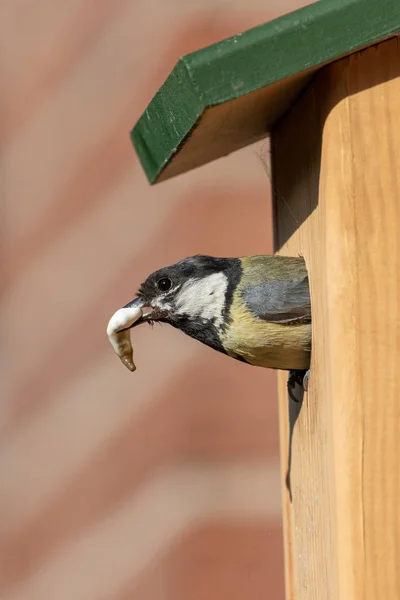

{"left": 125, "top": 255, "right": 241, "bottom": 350}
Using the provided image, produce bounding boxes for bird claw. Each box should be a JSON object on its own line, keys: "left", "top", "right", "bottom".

{"left": 287, "top": 369, "right": 310, "bottom": 402}
{"left": 302, "top": 369, "right": 310, "bottom": 392}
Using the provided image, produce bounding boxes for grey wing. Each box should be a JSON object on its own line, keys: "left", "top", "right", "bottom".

{"left": 242, "top": 276, "right": 311, "bottom": 324}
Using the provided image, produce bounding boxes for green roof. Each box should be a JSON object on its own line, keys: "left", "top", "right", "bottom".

{"left": 131, "top": 0, "right": 400, "bottom": 184}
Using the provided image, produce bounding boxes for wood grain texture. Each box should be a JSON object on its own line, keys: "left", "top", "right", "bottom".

{"left": 132, "top": 0, "right": 400, "bottom": 183}
{"left": 272, "top": 37, "right": 400, "bottom": 600}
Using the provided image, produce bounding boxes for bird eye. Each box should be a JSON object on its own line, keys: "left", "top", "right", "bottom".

{"left": 157, "top": 277, "right": 172, "bottom": 292}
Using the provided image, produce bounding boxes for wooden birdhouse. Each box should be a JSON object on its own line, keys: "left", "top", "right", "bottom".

{"left": 130, "top": 1, "right": 400, "bottom": 598}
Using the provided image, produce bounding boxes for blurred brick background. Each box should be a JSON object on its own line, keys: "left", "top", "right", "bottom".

{"left": 1, "top": 1, "right": 310, "bottom": 598}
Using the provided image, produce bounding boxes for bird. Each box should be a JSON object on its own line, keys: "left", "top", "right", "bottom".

{"left": 111, "top": 254, "right": 311, "bottom": 398}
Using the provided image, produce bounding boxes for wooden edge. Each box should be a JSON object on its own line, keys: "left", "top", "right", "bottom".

{"left": 131, "top": 0, "right": 400, "bottom": 184}
{"left": 272, "top": 37, "right": 400, "bottom": 599}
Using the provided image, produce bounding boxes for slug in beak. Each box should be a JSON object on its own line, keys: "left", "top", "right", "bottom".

{"left": 106, "top": 298, "right": 145, "bottom": 371}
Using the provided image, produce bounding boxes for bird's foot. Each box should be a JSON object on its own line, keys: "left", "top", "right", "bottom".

{"left": 287, "top": 369, "right": 310, "bottom": 402}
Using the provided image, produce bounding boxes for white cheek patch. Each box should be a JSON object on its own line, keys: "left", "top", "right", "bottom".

{"left": 152, "top": 298, "right": 172, "bottom": 311}
{"left": 175, "top": 272, "right": 229, "bottom": 328}
{"left": 150, "top": 284, "right": 181, "bottom": 312}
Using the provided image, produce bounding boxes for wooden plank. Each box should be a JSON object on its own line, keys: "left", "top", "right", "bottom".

{"left": 272, "top": 37, "right": 400, "bottom": 599}
{"left": 131, "top": 0, "right": 400, "bottom": 184}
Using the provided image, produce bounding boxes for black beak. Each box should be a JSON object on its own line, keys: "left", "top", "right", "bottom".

{"left": 122, "top": 297, "right": 152, "bottom": 329}
{"left": 123, "top": 296, "right": 169, "bottom": 329}
{"left": 123, "top": 297, "right": 144, "bottom": 310}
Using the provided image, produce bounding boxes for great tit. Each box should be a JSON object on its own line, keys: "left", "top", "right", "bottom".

{"left": 109, "top": 255, "right": 311, "bottom": 396}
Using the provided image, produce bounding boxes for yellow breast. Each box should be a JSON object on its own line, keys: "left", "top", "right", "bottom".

{"left": 219, "top": 257, "right": 311, "bottom": 371}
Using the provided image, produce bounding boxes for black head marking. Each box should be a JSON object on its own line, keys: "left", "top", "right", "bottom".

{"left": 138, "top": 256, "right": 240, "bottom": 304}
{"left": 136, "top": 255, "right": 242, "bottom": 349}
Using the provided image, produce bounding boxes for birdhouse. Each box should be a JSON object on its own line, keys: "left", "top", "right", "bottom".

{"left": 130, "top": 1, "right": 400, "bottom": 598}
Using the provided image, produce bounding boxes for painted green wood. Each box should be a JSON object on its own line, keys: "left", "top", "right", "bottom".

{"left": 132, "top": 0, "right": 400, "bottom": 184}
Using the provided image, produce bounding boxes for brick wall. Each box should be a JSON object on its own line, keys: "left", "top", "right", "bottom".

{"left": 1, "top": 1, "right": 311, "bottom": 598}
